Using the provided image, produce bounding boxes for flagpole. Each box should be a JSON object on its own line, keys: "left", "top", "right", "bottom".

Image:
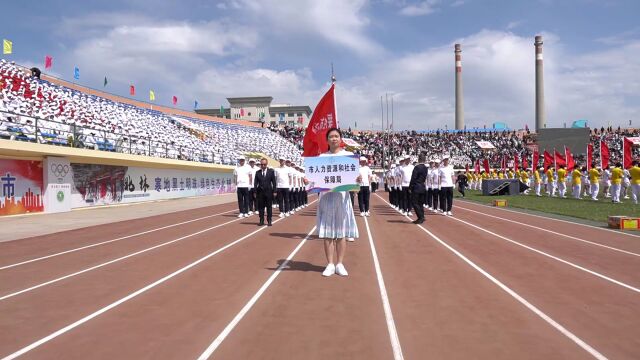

{"left": 381, "top": 95, "right": 385, "bottom": 168}
{"left": 331, "top": 63, "right": 338, "bottom": 128}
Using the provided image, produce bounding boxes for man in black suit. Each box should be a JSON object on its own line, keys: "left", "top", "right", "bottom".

{"left": 254, "top": 158, "right": 277, "bottom": 226}
{"left": 409, "top": 153, "right": 429, "bottom": 224}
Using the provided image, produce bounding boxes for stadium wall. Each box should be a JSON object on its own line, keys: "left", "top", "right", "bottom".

{"left": 0, "top": 140, "right": 235, "bottom": 215}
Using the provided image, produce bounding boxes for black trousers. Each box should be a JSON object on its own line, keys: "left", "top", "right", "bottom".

{"left": 432, "top": 189, "right": 440, "bottom": 211}
{"left": 358, "top": 186, "right": 371, "bottom": 212}
{"left": 426, "top": 188, "right": 433, "bottom": 208}
{"left": 248, "top": 188, "right": 256, "bottom": 212}
{"left": 349, "top": 191, "right": 355, "bottom": 207}
{"left": 412, "top": 191, "right": 426, "bottom": 220}
{"left": 458, "top": 185, "right": 466, "bottom": 197}
{"left": 371, "top": 182, "right": 378, "bottom": 193}
{"left": 389, "top": 188, "right": 395, "bottom": 205}
{"left": 277, "top": 188, "right": 289, "bottom": 213}
{"left": 302, "top": 190, "right": 308, "bottom": 205}
{"left": 236, "top": 187, "right": 249, "bottom": 214}
{"left": 440, "top": 186, "right": 454, "bottom": 212}
{"left": 290, "top": 189, "right": 298, "bottom": 209}
{"left": 256, "top": 191, "right": 273, "bottom": 222}
{"left": 402, "top": 186, "right": 411, "bottom": 212}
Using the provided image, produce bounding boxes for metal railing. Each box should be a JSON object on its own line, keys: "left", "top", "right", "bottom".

{"left": 0, "top": 110, "right": 236, "bottom": 165}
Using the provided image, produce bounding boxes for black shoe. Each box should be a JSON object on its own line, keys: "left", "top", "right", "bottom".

{"left": 258, "top": 220, "right": 265, "bottom": 226}
{"left": 412, "top": 219, "right": 424, "bottom": 224}
{"left": 267, "top": 221, "right": 273, "bottom": 226}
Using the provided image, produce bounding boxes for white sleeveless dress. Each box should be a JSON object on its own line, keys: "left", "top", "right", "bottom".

{"left": 316, "top": 149, "right": 359, "bottom": 239}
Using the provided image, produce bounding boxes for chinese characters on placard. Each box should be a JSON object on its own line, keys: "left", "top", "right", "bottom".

{"left": 306, "top": 163, "right": 357, "bottom": 185}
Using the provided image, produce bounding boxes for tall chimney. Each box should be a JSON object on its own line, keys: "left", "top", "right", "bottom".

{"left": 535, "top": 35, "right": 546, "bottom": 131}
{"left": 454, "top": 44, "right": 464, "bottom": 130}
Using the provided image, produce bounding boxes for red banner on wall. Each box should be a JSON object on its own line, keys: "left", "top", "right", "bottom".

{"left": 0, "top": 159, "right": 44, "bottom": 215}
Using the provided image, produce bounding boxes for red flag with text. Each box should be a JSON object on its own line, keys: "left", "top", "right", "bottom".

{"left": 600, "top": 140, "right": 610, "bottom": 168}
{"left": 623, "top": 137, "right": 634, "bottom": 169}
{"left": 543, "top": 150, "right": 553, "bottom": 171}
{"left": 565, "top": 147, "right": 575, "bottom": 171}
{"left": 303, "top": 84, "right": 337, "bottom": 157}
{"left": 532, "top": 150, "right": 539, "bottom": 170}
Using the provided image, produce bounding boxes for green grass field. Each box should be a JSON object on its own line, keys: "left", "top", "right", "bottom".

{"left": 459, "top": 190, "right": 640, "bottom": 223}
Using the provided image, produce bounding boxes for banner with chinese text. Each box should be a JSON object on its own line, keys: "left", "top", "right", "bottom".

{"left": 69, "top": 163, "right": 235, "bottom": 208}
{"left": 304, "top": 155, "right": 360, "bottom": 193}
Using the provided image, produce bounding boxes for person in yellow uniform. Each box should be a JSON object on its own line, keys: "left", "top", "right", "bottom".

{"left": 571, "top": 166, "right": 582, "bottom": 199}
{"left": 557, "top": 165, "right": 568, "bottom": 198}
{"left": 534, "top": 167, "right": 543, "bottom": 196}
{"left": 546, "top": 167, "right": 556, "bottom": 197}
{"left": 589, "top": 164, "right": 601, "bottom": 201}
{"left": 630, "top": 160, "right": 640, "bottom": 204}
{"left": 498, "top": 170, "right": 505, "bottom": 179}
{"left": 465, "top": 171, "right": 473, "bottom": 191}
{"left": 611, "top": 162, "right": 624, "bottom": 203}
{"left": 521, "top": 167, "right": 530, "bottom": 194}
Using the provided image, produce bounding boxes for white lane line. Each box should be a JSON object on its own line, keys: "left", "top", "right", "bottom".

{"left": 455, "top": 205, "right": 640, "bottom": 258}
{"left": 363, "top": 216, "right": 404, "bottom": 360}
{"left": 0, "top": 205, "right": 309, "bottom": 360}
{"left": 197, "top": 226, "right": 317, "bottom": 360}
{"left": 449, "top": 215, "right": 640, "bottom": 294}
{"left": 0, "top": 207, "right": 236, "bottom": 271}
{"left": 0, "top": 216, "right": 242, "bottom": 301}
{"left": 374, "top": 194, "right": 607, "bottom": 360}
{"left": 458, "top": 198, "right": 640, "bottom": 239}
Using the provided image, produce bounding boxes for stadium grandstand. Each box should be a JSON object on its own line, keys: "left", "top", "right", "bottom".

{"left": 0, "top": 59, "right": 302, "bottom": 165}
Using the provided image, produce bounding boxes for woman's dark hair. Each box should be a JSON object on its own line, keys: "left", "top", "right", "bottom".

{"left": 325, "top": 127, "right": 342, "bottom": 140}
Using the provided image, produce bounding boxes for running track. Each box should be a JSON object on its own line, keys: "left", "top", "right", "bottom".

{"left": 1, "top": 195, "right": 639, "bottom": 359}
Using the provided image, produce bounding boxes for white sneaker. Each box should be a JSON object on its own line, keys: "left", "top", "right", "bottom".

{"left": 360, "top": 212, "right": 365, "bottom": 217}
{"left": 285, "top": 212, "right": 291, "bottom": 217}
{"left": 447, "top": 211, "right": 452, "bottom": 216}
{"left": 237, "top": 213, "right": 244, "bottom": 218}
{"left": 322, "top": 263, "right": 336, "bottom": 277}
{"left": 407, "top": 212, "right": 412, "bottom": 216}
{"left": 365, "top": 211, "right": 371, "bottom": 217}
{"left": 335, "top": 263, "right": 349, "bottom": 276}
{"left": 248, "top": 211, "right": 253, "bottom": 215}
{"left": 279, "top": 213, "right": 285, "bottom": 218}
{"left": 402, "top": 211, "right": 407, "bottom": 215}
{"left": 346, "top": 237, "right": 355, "bottom": 242}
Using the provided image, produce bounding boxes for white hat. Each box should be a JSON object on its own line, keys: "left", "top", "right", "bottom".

{"left": 404, "top": 155, "right": 411, "bottom": 159}
{"left": 442, "top": 155, "right": 450, "bottom": 160}
{"left": 248, "top": 158, "right": 256, "bottom": 163}
{"left": 434, "top": 159, "right": 441, "bottom": 163}
{"left": 278, "top": 156, "right": 285, "bottom": 160}
{"left": 237, "top": 155, "right": 245, "bottom": 160}
{"left": 359, "top": 156, "right": 367, "bottom": 161}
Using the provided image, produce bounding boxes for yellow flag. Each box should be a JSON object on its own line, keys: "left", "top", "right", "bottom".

{"left": 3, "top": 39, "right": 12, "bottom": 55}
{"left": 149, "top": 90, "right": 155, "bottom": 101}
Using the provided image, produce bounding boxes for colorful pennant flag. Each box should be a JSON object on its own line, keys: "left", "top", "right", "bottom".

{"left": 45, "top": 55, "right": 53, "bottom": 69}
{"left": 149, "top": 90, "right": 155, "bottom": 101}
{"left": 129, "top": 85, "right": 135, "bottom": 96}
{"left": 2, "top": 39, "right": 12, "bottom": 55}
{"left": 172, "top": 96, "right": 178, "bottom": 106}
{"left": 73, "top": 67, "right": 80, "bottom": 80}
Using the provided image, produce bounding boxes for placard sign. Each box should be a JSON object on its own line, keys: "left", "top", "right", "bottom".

{"left": 304, "top": 155, "right": 360, "bottom": 193}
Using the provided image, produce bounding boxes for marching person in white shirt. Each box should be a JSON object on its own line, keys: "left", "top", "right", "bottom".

{"left": 430, "top": 159, "right": 441, "bottom": 212}
{"left": 287, "top": 160, "right": 298, "bottom": 215}
{"left": 602, "top": 166, "right": 612, "bottom": 198}
{"left": 275, "top": 157, "right": 292, "bottom": 217}
{"left": 233, "top": 155, "right": 253, "bottom": 218}
{"left": 386, "top": 164, "right": 397, "bottom": 208}
{"left": 438, "top": 155, "right": 455, "bottom": 216}
{"left": 357, "top": 156, "right": 373, "bottom": 216}
{"left": 426, "top": 160, "right": 435, "bottom": 210}
{"left": 400, "top": 155, "right": 414, "bottom": 216}
{"left": 247, "top": 158, "right": 259, "bottom": 216}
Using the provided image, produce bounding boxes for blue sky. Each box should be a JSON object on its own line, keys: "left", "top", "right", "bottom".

{"left": 2, "top": 0, "right": 640, "bottom": 130}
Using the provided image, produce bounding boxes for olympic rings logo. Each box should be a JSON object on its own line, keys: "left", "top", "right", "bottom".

{"left": 51, "top": 163, "right": 70, "bottom": 178}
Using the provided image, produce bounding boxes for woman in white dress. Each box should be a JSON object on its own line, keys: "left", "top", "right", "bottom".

{"left": 317, "top": 128, "right": 360, "bottom": 277}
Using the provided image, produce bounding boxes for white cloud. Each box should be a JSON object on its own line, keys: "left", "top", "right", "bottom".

{"left": 399, "top": 0, "right": 439, "bottom": 16}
